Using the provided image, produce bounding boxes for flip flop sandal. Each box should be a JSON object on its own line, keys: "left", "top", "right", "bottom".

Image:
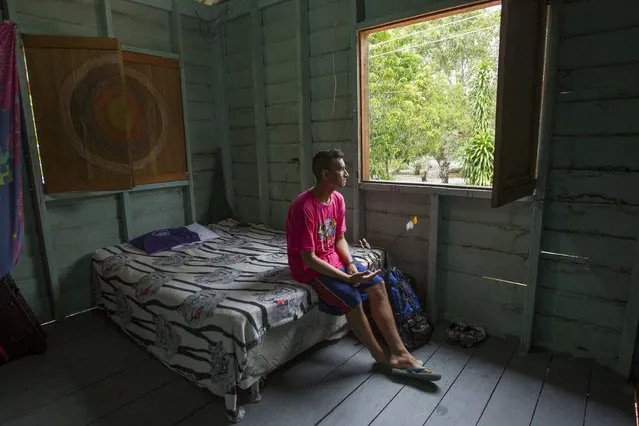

{"left": 446, "top": 319, "right": 466, "bottom": 344}
{"left": 391, "top": 364, "right": 442, "bottom": 382}
{"left": 458, "top": 323, "right": 486, "bottom": 348}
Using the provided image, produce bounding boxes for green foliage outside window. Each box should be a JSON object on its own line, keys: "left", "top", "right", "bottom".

{"left": 367, "top": 7, "right": 501, "bottom": 186}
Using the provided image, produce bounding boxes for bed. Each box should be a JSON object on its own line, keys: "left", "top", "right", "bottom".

{"left": 91, "top": 219, "right": 383, "bottom": 423}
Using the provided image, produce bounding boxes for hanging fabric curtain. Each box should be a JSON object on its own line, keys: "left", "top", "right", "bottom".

{"left": 0, "top": 23, "right": 23, "bottom": 279}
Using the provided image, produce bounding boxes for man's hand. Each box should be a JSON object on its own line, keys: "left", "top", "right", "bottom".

{"left": 346, "top": 261, "right": 358, "bottom": 276}
{"left": 347, "top": 269, "right": 381, "bottom": 286}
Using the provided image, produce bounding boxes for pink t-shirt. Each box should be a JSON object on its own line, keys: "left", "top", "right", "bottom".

{"left": 286, "top": 188, "right": 347, "bottom": 283}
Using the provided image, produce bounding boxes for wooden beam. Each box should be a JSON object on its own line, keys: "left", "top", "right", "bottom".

{"left": 520, "top": 0, "right": 562, "bottom": 352}
{"left": 296, "top": 0, "right": 312, "bottom": 193}
{"left": 99, "top": 0, "right": 133, "bottom": 241}
{"left": 172, "top": 0, "right": 197, "bottom": 224}
{"left": 212, "top": 26, "right": 234, "bottom": 214}
{"left": 359, "top": 181, "right": 516, "bottom": 200}
{"left": 6, "top": 0, "right": 62, "bottom": 320}
{"left": 618, "top": 239, "right": 639, "bottom": 377}
{"left": 44, "top": 180, "right": 190, "bottom": 201}
{"left": 251, "top": 3, "right": 270, "bottom": 226}
{"left": 122, "top": 45, "right": 180, "bottom": 60}
{"left": 349, "top": 0, "right": 361, "bottom": 241}
{"left": 100, "top": 0, "right": 115, "bottom": 37}
{"left": 427, "top": 194, "right": 439, "bottom": 321}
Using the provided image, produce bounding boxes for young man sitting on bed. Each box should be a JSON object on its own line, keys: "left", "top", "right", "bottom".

{"left": 285, "top": 148, "right": 435, "bottom": 373}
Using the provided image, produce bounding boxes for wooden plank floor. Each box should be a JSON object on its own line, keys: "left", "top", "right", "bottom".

{"left": 0, "top": 311, "right": 636, "bottom": 426}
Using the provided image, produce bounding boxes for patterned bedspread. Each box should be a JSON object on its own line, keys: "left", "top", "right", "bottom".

{"left": 91, "top": 219, "right": 382, "bottom": 421}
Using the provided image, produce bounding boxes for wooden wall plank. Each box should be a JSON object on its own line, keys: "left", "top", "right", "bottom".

{"left": 559, "top": 26, "right": 639, "bottom": 70}
{"left": 427, "top": 194, "right": 438, "bottom": 320}
{"left": 561, "top": 0, "right": 639, "bottom": 38}
{"left": 533, "top": 315, "right": 619, "bottom": 368}
{"left": 172, "top": 0, "right": 197, "bottom": 224}
{"left": 554, "top": 99, "right": 639, "bottom": 136}
{"left": 547, "top": 170, "right": 639, "bottom": 206}
{"left": 252, "top": 3, "right": 271, "bottom": 226}
{"left": 10, "top": 5, "right": 61, "bottom": 319}
{"left": 557, "top": 64, "right": 639, "bottom": 103}
{"left": 538, "top": 258, "right": 630, "bottom": 302}
{"left": 296, "top": 0, "right": 313, "bottom": 191}
{"left": 551, "top": 136, "right": 639, "bottom": 171}
{"left": 111, "top": 0, "right": 172, "bottom": 52}
{"left": 618, "top": 237, "right": 639, "bottom": 376}
{"left": 542, "top": 230, "right": 635, "bottom": 271}
{"left": 521, "top": 0, "right": 561, "bottom": 352}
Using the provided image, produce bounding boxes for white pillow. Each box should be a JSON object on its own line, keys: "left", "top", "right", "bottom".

{"left": 186, "top": 223, "right": 220, "bottom": 242}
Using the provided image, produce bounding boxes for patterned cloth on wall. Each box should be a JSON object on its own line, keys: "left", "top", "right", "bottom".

{"left": 0, "top": 23, "right": 24, "bottom": 278}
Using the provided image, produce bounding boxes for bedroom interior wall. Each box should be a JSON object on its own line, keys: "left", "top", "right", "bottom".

{"left": 361, "top": 0, "right": 639, "bottom": 374}
{"left": 214, "top": 0, "right": 639, "bottom": 375}
{"left": 6, "top": 0, "right": 218, "bottom": 322}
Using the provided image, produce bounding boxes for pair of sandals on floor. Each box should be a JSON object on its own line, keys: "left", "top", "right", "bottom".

{"left": 382, "top": 320, "right": 486, "bottom": 382}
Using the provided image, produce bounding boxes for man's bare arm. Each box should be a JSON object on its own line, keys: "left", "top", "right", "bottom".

{"left": 301, "top": 251, "right": 351, "bottom": 281}
{"left": 301, "top": 251, "right": 380, "bottom": 285}
{"left": 335, "top": 234, "right": 354, "bottom": 266}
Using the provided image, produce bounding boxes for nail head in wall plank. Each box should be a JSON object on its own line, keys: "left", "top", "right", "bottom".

{"left": 251, "top": 3, "right": 271, "bottom": 225}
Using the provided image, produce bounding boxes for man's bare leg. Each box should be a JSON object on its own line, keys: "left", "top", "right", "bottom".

{"left": 365, "top": 283, "right": 424, "bottom": 369}
{"left": 345, "top": 303, "right": 387, "bottom": 364}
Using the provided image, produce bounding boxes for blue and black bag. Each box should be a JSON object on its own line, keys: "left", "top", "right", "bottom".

{"left": 383, "top": 260, "right": 434, "bottom": 350}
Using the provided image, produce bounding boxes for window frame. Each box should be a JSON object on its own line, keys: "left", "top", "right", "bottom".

{"left": 355, "top": 0, "right": 548, "bottom": 206}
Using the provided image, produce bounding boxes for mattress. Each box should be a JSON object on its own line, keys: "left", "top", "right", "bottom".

{"left": 91, "top": 219, "right": 383, "bottom": 421}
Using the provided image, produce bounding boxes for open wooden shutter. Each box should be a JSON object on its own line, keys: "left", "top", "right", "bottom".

{"left": 122, "top": 52, "right": 188, "bottom": 185}
{"left": 491, "top": 0, "right": 548, "bottom": 207}
{"left": 22, "top": 35, "right": 133, "bottom": 193}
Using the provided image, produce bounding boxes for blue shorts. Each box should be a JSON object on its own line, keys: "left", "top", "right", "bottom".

{"left": 310, "top": 259, "right": 384, "bottom": 315}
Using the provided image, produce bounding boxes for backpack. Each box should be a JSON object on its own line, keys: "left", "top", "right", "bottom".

{"left": 383, "top": 259, "right": 434, "bottom": 350}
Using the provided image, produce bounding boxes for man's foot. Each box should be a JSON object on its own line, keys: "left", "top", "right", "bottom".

{"left": 389, "top": 351, "right": 424, "bottom": 370}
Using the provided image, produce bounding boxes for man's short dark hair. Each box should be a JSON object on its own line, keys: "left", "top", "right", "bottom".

{"left": 312, "top": 148, "right": 344, "bottom": 180}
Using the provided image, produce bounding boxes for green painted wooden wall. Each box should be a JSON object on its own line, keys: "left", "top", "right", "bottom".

{"left": 6, "top": 0, "right": 218, "bottom": 322}
{"left": 214, "top": 0, "right": 639, "bottom": 375}
{"left": 5, "top": 0, "right": 638, "bottom": 376}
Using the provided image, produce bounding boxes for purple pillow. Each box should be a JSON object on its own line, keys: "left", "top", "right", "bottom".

{"left": 130, "top": 227, "right": 200, "bottom": 254}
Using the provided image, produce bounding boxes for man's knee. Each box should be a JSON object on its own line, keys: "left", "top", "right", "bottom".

{"left": 365, "top": 281, "right": 387, "bottom": 299}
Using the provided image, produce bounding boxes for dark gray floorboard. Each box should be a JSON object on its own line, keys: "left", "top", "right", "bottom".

{"left": 424, "top": 337, "right": 517, "bottom": 426}
{"left": 243, "top": 346, "right": 376, "bottom": 426}
{"left": 4, "top": 358, "right": 175, "bottom": 426}
{"left": 317, "top": 338, "right": 442, "bottom": 426}
{"left": 0, "top": 325, "right": 148, "bottom": 423}
{"left": 3, "top": 311, "right": 636, "bottom": 426}
{"left": 531, "top": 355, "right": 591, "bottom": 426}
{"left": 90, "top": 376, "right": 215, "bottom": 426}
{"left": 477, "top": 350, "right": 551, "bottom": 426}
{"left": 584, "top": 363, "right": 636, "bottom": 426}
{"left": 43, "top": 310, "right": 108, "bottom": 346}
{"left": 177, "top": 336, "right": 364, "bottom": 426}
{"left": 369, "top": 342, "right": 477, "bottom": 426}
